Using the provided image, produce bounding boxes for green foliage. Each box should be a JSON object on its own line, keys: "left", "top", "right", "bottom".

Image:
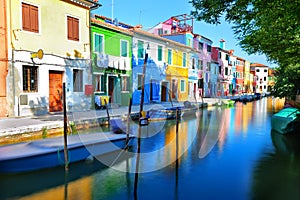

{"left": 272, "top": 64, "right": 300, "bottom": 99}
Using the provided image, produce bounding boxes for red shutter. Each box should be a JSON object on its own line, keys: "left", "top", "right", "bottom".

{"left": 22, "top": 3, "right": 30, "bottom": 31}
{"left": 73, "top": 18, "right": 79, "bottom": 41}
{"left": 30, "top": 6, "right": 39, "bottom": 33}
{"left": 67, "top": 16, "right": 79, "bottom": 41}
{"left": 67, "top": 16, "right": 73, "bottom": 40}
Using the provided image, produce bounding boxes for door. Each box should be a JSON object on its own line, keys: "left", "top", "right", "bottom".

{"left": 49, "top": 71, "right": 63, "bottom": 112}
{"left": 108, "top": 76, "right": 115, "bottom": 103}
{"left": 161, "top": 81, "right": 168, "bottom": 102}
{"left": 171, "top": 79, "right": 178, "bottom": 99}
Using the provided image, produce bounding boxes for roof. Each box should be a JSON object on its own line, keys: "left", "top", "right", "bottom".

{"left": 250, "top": 63, "right": 268, "bottom": 68}
{"left": 91, "top": 18, "right": 133, "bottom": 36}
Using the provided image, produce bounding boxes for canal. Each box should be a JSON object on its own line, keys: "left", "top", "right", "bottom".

{"left": 1, "top": 97, "right": 300, "bottom": 200}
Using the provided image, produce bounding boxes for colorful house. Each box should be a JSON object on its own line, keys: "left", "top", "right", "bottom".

{"left": 131, "top": 27, "right": 168, "bottom": 104}
{"left": 250, "top": 63, "right": 269, "bottom": 94}
{"left": 1, "top": 0, "right": 100, "bottom": 117}
{"left": 195, "top": 35, "right": 213, "bottom": 97}
{"left": 91, "top": 15, "right": 133, "bottom": 107}
{"left": 165, "top": 41, "right": 191, "bottom": 102}
{"left": 236, "top": 57, "right": 245, "bottom": 93}
{"left": 243, "top": 60, "right": 251, "bottom": 93}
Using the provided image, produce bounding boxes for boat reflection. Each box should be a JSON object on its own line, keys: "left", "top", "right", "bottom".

{"left": 0, "top": 150, "right": 133, "bottom": 200}
{"left": 251, "top": 130, "right": 300, "bottom": 200}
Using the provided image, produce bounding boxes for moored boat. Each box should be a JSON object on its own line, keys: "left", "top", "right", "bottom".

{"left": 271, "top": 107, "right": 300, "bottom": 134}
{"left": 0, "top": 132, "right": 135, "bottom": 173}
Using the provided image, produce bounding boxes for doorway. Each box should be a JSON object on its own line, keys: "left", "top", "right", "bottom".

{"left": 49, "top": 71, "right": 63, "bottom": 112}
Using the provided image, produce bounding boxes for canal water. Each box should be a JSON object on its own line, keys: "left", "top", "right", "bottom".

{"left": 1, "top": 97, "right": 300, "bottom": 200}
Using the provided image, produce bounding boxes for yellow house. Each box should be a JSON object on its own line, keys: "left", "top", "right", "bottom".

{"left": 1, "top": 0, "right": 100, "bottom": 117}
{"left": 165, "top": 41, "right": 191, "bottom": 102}
{"left": 244, "top": 60, "right": 251, "bottom": 93}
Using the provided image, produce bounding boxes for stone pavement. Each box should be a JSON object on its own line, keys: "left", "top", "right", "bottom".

{"left": 0, "top": 98, "right": 219, "bottom": 138}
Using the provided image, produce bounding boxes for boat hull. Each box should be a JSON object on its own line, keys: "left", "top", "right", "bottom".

{"left": 271, "top": 108, "right": 300, "bottom": 134}
{"left": 0, "top": 132, "right": 134, "bottom": 173}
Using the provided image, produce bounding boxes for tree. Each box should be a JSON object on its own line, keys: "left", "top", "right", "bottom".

{"left": 189, "top": 0, "right": 300, "bottom": 98}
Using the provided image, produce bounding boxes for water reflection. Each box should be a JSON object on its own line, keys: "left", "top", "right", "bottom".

{"left": 1, "top": 97, "right": 299, "bottom": 200}
{"left": 252, "top": 131, "right": 300, "bottom": 200}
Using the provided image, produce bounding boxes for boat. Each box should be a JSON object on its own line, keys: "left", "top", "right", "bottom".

{"left": 146, "top": 107, "right": 182, "bottom": 121}
{"left": 0, "top": 132, "right": 135, "bottom": 173}
{"left": 222, "top": 99, "right": 235, "bottom": 107}
{"left": 271, "top": 107, "right": 300, "bottom": 134}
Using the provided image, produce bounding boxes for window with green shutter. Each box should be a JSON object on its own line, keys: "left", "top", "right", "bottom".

{"left": 157, "top": 45, "right": 162, "bottom": 61}
{"left": 138, "top": 41, "right": 144, "bottom": 58}
{"left": 94, "top": 34, "right": 104, "bottom": 53}
{"left": 121, "top": 40, "right": 128, "bottom": 57}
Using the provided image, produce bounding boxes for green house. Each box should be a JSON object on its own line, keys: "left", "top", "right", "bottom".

{"left": 91, "top": 15, "right": 133, "bottom": 108}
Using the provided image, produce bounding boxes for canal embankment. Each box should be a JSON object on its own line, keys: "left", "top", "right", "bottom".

{"left": 0, "top": 98, "right": 219, "bottom": 145}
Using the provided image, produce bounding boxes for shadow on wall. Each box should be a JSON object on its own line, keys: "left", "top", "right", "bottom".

{"left": 28, "top": 97, "right": 48, "bottom": 116}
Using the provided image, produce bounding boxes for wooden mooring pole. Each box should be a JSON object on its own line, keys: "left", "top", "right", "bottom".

{"left": 63, "top": 82, "right": 69, "bottom": 171}
{"left": 134, "top": 53, "right": 148, "bottom": 198}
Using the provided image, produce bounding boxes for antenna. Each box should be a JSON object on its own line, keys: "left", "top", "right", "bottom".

{"left": 111, "top": 0, "right": 114, "bottom": 22}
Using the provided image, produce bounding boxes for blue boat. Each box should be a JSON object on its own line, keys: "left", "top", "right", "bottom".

{"left": 0, "top": 132, "right": 135, "bottom": 173}
{"left": 271, "top": 107, "right": 300, "bottom": 134}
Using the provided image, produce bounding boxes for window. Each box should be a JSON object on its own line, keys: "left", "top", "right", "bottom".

{"left": 207, "top": 45, "right": 212, "bottom": 52}
{"left": 199, "top": 42, "right": 203, "bottom": 50}
{"left": 219, "top": 52, "right": 222, "bottom": 59}
{"left": 73, "top": 69, "right": 83, "bottom": 92}
{"left": 95, "top": 74, "right": 105, "bottom": 92}
{"left": 158, "top": 28, "right": 163, "bottom": 35}
{"left": 264, "top": 77, "right": 266, "bottom": 81}
{"left": 180, "top": 80, "right": 185, "bottom": 92}
{"left": 23, "top": 65, "right": 38, "bottom": 92}
{"left": 121, "top": 40, "right": 128, "bottom": 57}
{"left": 256, "top": 69, "right": 260, "bottom": 72}
{"left": 121, "top": 76, "right": 130, "bottom": 92}
{"left": 137, "top": 74, "right": 143, "bottom": 90}
{"left": 182, "top": 53, "right": 186, "bottom": 67}
{"left": 225, "top": 67, "right": 228, "bottom": 75}
{"left": 219, "top": 66, "right": 222, "bottom": 74}
{"left": 94, "top": 33, "right": 104, "bottom": 53}
{"left": 199, "top": 60, "right": 203, "bottom": 70}
{"left": 187, "top": 38, "right": 192, "bottom": 47}
{"left": 157, "top": 45, "right": 162, "bottom": 61}
{"left": 138, "top": 40, "right": 144, "bottom": 58}
{"left": 264, "top": 69, "right": 268, "bottom": 72}
{"left": 67, "top": 16, "right": 79, "bottom": 41}
{"left": 168, "top": 49, "right": 172, "bottom": 64}
{"left": 192, "top": 58, "right": 195, "bottom": 69}
{"left": 226, "top": 54, "right": 229, "bottom": 60}
{"left": 22, "top": 3, "right": 39, "bottom": 33}
{"left": 207, "top": 62, "right": 211, "bottom": 71}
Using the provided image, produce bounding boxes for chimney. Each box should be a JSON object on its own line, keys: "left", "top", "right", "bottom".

{"left": 220, "top": 39, "right": 226, "bottom": 49}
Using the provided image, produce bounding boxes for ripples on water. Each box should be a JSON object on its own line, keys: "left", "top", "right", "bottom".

{"left": 1, "top": 97, "right": 300, "bottom": 200}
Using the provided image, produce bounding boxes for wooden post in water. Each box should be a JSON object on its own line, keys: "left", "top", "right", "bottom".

{"left": 104, "top": 98, "right": 110, "bottom": 124}
{"left": 134, "top": 53, "right": 148, "bottom": 197}
{"left": 126, "top": 98, "right": 132, "bottom": 148}
{"left": 175, "top": 107, "right": 179, "bottom": 199}
{"left": 63, "top": 82, "right": 69, "bottom": 171}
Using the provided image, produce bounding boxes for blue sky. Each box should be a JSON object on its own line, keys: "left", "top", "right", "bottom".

{"left": 93, "top": 0, "right": 276, "bottom": 67}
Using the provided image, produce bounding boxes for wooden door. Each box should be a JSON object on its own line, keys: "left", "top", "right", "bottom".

{"left": 49, "top": 71, "right": 63, "bottom": 112}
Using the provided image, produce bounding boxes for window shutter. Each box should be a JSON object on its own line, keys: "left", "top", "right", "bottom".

{"left": 67, "top": 17, "right": 73, "bottom": 40}
{"left": 30, "top": 6, "right": 39, "bottom": 33}
{"left": 22, "top": 4, "right": 30, "bottom": 31}
{"left": 73, "top": 18, "right": 79, "bottom": 41}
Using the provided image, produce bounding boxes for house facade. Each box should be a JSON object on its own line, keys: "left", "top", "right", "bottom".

{"left": 131, "top": 28, "right": 168, "bottom": 104}
{"left": 91, "top": 15, "right": 133, "bottom": 107}
{"left": 250, "top": 63, "right": 269, "bottom": 94}
{"left": 1, "top": 0, "right": 99, "bottom": 117}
